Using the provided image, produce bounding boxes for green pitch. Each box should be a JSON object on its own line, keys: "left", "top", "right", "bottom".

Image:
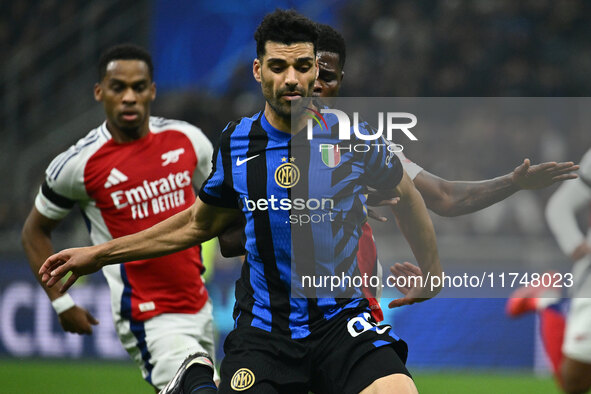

{"left": 0, "top": 360, "right": 560, "bottom": 393}
{"left": 415, "top": 371, "right": 560, "bottom": 393}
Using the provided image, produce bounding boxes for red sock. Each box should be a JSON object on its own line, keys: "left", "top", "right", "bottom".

{"left": 539, "top": 306, "right": 565, "bottom": 376}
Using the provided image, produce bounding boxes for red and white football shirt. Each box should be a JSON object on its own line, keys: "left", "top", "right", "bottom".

{"left": 35, "top": 117, "right": 213, "bottom": 322}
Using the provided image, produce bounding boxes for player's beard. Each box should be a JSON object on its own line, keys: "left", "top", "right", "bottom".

{"left": 118, "top": 124, "right": 143, "bottom": 140}
{"left": 265, "top": 84, "right": 313, "bottom": 123}
{"left": 116, "top": 112, "right": 148, "bottom": 140}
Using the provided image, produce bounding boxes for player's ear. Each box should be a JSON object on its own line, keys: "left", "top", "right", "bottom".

{"left": 253, "top": 58, "right": 262, "bottom": 83}
{"left": 315, "top": 58, "right": 319, "bottom": 80}
{"left": 150, "top": 81, "right": 156, "bottom": 101}
{"left": 94, "top": 83, "right": 103, "bottom": 102}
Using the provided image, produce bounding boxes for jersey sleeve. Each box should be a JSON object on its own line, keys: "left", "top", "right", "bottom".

{"left": 198, "top": 126, "right": 239, "bottom": 208}
{"left": 395, "top": 151, "right": 423, "bottom": 181}
{"left": 184, "top": 124, "right": 214, "bottom": 189}
{"left": 35, "top": 147, "right": 86, "bottom": 220}
{"left": 361, "top": 133, "right": 403, "bottom": 189}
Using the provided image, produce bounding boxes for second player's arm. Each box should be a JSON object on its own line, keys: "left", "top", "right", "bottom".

{"left": 41, "top": 198, "right": 239, "bottom": 292}
{"left": 414, "top": 159, "right": 578, "bottom": 217}
{"left": 22, "top": 208, "right": 99, "bottom": 334}
{"left": 389, "top": 171, "right": 442, "bottom": 306}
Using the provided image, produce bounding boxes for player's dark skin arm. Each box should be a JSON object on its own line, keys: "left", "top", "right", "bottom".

{"left": 414, "top": 159, "right": 578, "bottom": 217}
{"left": 221, "top": 159, "right": 580, "bottom": 256}
{"left": 22, "top": 208, "right": 99, "bottom": 334}
{"left": 39, "top": 198, "right": 240, "bottom": 293}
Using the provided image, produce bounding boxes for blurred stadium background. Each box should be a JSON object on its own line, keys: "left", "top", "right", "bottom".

{"left": 1, "top": 0, "right": 590, "bottom": 392}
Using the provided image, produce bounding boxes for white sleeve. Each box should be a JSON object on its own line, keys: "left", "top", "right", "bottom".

{"left": 395, "top": 151, "right": 423, "bottom": 181}
{"left": 545, "top": 177, "right": 590, "bottom": 256}
{"left": 186, "top": 125, "right": 214, "bottom": 189}
{"left": 35, "top": 147, "right": 86, "bottom": 220}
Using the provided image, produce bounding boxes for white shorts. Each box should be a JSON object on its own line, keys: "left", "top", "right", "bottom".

{"left": 562, "top": 257, "right": 591, "bottom": 363}
{"left": 115, "top": 299, "right": 219, "bottom": 389}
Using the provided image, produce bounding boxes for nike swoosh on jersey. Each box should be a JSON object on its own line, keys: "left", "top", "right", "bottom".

{"left": 375, "top": 325, "right": 390, "bottom": 334}
{"left": 236, "top": 155, "right": 260, "bottom": 166}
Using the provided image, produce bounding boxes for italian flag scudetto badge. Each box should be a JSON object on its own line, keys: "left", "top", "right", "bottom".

{"left": 321, "top": 145, "right": 341, "bottom": 168}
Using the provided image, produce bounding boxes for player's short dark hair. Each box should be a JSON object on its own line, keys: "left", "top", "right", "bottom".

{"left": 98, "top": 44, "right": 154, "bottom": 82}
{"left": 254, "top": 9, "right": 318, "bottom": 59}
{"left": 316, "top": 23, "right": 346, "bottom": 71}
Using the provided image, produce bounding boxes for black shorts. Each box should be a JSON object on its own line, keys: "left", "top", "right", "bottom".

{"left": 219, "top": 307, "right": 410, "bottom": 394}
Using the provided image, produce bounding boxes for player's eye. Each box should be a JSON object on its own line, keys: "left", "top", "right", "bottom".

{"left": 110, "top": 83, "right": 124, "bottom": 92}
{"left": 133, "top": 84, "right": 147, "bottom": 92}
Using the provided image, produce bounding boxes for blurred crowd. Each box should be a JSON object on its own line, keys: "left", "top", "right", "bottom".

{"left": 1, "top": 0, "right": 590, "bottom": 249}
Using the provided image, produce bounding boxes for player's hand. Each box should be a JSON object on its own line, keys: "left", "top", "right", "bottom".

{"left": 389, "top": 262, "right": 423, "bottom": 295}
{"left": 512, "top": 159, "right": 579, "bottom": 190}
{"left": 58, "top": 305, "right": 99, "bottom": 335}
{"left": 366, "top": 188, "right": 400, "bottom": 222}
{"left": 387, "top": 262, "right": 439, "bottom": 308}
{"left": 571, "top": 241, "right": 591, "bottom": 262}
{"left": 39, "top": 247, "right": 102, "bottom": 293}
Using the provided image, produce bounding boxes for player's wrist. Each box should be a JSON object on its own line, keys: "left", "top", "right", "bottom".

{"left": 507, "top": 172, "right": 523, "bottom": 191}
{"left": 51, "top": 293, "right": 75, "bottom": 315}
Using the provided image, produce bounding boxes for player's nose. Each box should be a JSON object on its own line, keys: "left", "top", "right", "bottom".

{"left": 284, "top": 66, "right": 298, "bottom": 88}
{"left": 122, "top": 87, "right": 137, "bottom": 103}
{"left": 313, "top": 79, "right": 323, "bottom": 94}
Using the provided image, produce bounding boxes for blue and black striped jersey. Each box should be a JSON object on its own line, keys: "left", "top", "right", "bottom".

{"left": 199, "top": 110, "right": 403, "bottom": 339}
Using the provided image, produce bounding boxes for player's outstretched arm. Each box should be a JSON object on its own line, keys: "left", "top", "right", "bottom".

{"left": 388, "top": 171, "right": 442, "bottom": 308}
{"left": 413, "top": 159, "right": 578, "bottom": 217}
{"left": 22, "top": 207, "right": 99, "bottom": 334}
{"left": 40, "top": 198, "right": 239, "bottom": 293}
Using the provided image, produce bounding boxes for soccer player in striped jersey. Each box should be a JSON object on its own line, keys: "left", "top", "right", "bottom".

{"left": 219, "top": 23, "right": 579, "bottom": 322}
{"left": 22, "top": 44, "right": 217, "bottom": 393}
{"left": 40, "top": 10, "right": 442, "bottom": 394}
{"left": 312, "top": 22, "right": 579, "bottom": 320}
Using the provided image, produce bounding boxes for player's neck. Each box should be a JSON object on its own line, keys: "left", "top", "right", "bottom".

{"left": 106, "top": 120, "right": 150, "bottom": 143}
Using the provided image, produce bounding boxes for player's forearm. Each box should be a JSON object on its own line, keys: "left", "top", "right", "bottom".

{"left": 392, "top": 175, "right": 442, "bottom": 283}
{"left": 21, "top": 225, "right": 65, "bottom": 301}
{"left": 419, "top": 173, "right": 518, "bottom": 217}
{"left": 92, "top": 206, "right": 206, "bottom": 267}
{"left": 446, "top": 175, "right": 518, "bottom": 216}
{"left": 545, "top": 179, "right": 589, "bottom": 257}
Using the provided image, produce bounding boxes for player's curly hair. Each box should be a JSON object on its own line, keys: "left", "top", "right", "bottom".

{"left": 98, "top": 43, "right": 154, "bottom": 82}
{"left": 254, "top": 9, "right": 318, "bottom": 59}
{"left": 316, "top": 23, "right": 346, "bottom": 71}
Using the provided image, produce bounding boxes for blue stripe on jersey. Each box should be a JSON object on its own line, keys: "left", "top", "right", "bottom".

{"left": 259, "top": 118, "right": 313, "bottom": 338}
{"left": 47, "top": 129, "right": 99, "bottom": 175}
{"left": 130, "top": 319, "right": 155, "bottom": 385}
{"left": 372, "top": 340, "right": 390, "bottom": 348}
{"left": 120, "top": 265, "right": 154, "bottom": 384}
{"left": 120, "top": 264, "right": 133, "bottom": 319}
{"left": 200, "top": 108, "right": 402, "bottom": 339}
{"left": 98, "top": 123, "right": 110, "bottom": 139}
{"left": 48, "top": 132, "right": 101, "bottom": 180}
